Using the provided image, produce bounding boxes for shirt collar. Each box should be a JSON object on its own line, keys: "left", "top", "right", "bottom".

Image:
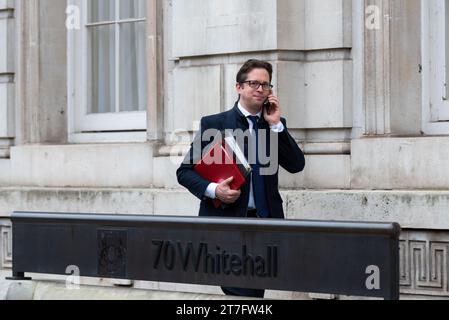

{"left": 238, "top": 102, "right": 262, "bottom": 119}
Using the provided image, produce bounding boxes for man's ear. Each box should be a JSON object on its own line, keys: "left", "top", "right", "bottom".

{"left": 235, "top": 83, "right": 241, "bottom": 101}
{"left": 235, "top": 83, "right": 241, "bottom": 95}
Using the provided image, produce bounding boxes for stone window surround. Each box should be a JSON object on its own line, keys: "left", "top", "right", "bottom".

{"left": 67, "top": 0, "right": 163, "bottom": 144}
{"left": 422, "top": 0, "right": 449, "bottom": 134}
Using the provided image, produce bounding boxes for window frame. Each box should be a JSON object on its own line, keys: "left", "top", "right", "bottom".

{"left": 422, "top": 0, "right": 449, "bottom": 135}
{"left": 68, "top": 0, "right": 149, "bottom": 143}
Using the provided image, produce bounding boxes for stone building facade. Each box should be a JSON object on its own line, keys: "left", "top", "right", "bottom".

{"left": 1, "top": 0, "right": 449, "bottom": 299}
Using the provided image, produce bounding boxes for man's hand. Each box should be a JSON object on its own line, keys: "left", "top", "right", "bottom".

{"left": 263, "top": 93, "right": 281, "bottom": 126}
{"left": 215, "top": 177, "right": 241, "bottom": 204}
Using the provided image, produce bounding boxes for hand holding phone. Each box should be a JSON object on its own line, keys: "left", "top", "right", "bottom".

{"left": 262, "top": 90, "right": 281, "bottom": 126}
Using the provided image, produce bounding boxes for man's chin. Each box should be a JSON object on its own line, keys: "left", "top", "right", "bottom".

{"left": 249, "top": 105, "right": 262, "bottom": 112}
{"left": 250, "top": 101, "right": 264, "bottom": 109}
{"left": 240, "top": 100, "right": 262, "bottom": 112}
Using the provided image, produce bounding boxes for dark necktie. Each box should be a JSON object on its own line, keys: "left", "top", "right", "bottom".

{"left": 248, "top": 116, "right": 270, "bottom": 218}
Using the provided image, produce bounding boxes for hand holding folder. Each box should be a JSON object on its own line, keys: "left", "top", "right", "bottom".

{"left": 194, "top": 135, "right": 252, "bottom": 208}
{"left": 214, "top": 176, "right": 241, "bottom": 208}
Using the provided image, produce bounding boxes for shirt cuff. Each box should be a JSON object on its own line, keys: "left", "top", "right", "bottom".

{"left": 204, "top": 183, "right": 219, "bottom": 199}
{"left": 270, "top": 122, "right": 285, "bottom": 133}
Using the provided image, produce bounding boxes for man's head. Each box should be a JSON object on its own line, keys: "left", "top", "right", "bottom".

{"left": 236, "top": 59, "right": 273, "bottom": 114}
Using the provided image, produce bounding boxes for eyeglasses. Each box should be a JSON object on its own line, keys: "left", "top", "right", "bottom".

{"left": 240, "top": 80, "right": 273, "bottom": 91}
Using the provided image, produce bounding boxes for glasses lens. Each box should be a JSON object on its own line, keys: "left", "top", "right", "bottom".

{"left": 249, "top": 81, "right": 260, "bottom": 89}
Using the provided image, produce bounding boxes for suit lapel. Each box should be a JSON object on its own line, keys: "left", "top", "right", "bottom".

{"left": 229, "top": 102, "right": 249, "bottom": 131}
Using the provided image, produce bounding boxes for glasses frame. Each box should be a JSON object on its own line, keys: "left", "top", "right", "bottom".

{"left": 240, "top": 80, "right": 274, "bottom": 91}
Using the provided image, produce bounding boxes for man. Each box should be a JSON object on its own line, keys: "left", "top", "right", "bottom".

{"left": 176, "top": 59, "right": 305, "bottom": 298}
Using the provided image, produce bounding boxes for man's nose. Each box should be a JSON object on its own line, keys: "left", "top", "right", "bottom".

{"left": 256, "top": 85, "right": 264, "bottom": 93}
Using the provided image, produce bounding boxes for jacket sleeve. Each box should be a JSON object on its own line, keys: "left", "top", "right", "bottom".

{"left": 176, "top": 117, "right": 213, "bottom": 201}
{"left": 277, "top": 118, "right": 305, "bottom": 173}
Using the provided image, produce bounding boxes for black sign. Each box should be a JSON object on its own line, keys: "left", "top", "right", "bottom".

{"left": 10, "top": 212, "right": 400, "bottom": 299}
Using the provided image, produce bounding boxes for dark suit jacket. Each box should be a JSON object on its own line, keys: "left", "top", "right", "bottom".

{"left": 176, "top": 102, "right": 305, "bottom": 219}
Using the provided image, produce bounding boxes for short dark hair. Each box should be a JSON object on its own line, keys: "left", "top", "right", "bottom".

{"left": 236, "top": 59, "right": 273, "bottom": 84}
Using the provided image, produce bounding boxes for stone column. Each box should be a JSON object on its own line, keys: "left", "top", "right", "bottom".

{"left": 146, "top": 0, "right": 164, "bottom": 142}
{"left": 364, "top": 0, "right": 390, "bottom": 135}
{"left": 0, "top": 0, "right": 15, "bottom": 158}
{"left": 15, "top": 0, "right": 67, "bottom": 145}
{"left": 389, "top": 0, "right": 422, "bottom": 135}
{"left": 364, "top": 0, "right": 421, "bottom": 136}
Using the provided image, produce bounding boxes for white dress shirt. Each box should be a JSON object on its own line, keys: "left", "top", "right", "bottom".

{"left": 204, "top": 103, "right": 285, "bottom": 206}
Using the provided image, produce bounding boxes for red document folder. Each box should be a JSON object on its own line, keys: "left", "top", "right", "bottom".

{"left": 194, "top": 137, "right": 251, "bottom": 208}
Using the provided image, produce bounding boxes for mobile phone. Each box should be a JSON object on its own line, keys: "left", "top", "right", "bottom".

{"left": 263, "top": 98, "right": 271, "bottom": 115}
{"left": 264, "top": 90, "right": 273, "bottom": 114}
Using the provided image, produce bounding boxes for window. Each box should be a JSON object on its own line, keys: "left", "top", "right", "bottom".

{"left": 423, "top": 0, "right": 449, "bottom": 134}
{"left": 68, "top": 0, "right": 148, "bottom": 141}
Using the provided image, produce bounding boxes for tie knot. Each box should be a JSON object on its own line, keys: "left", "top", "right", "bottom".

{"left": 248, "top": 116, "right": 259, "bottom": 126}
